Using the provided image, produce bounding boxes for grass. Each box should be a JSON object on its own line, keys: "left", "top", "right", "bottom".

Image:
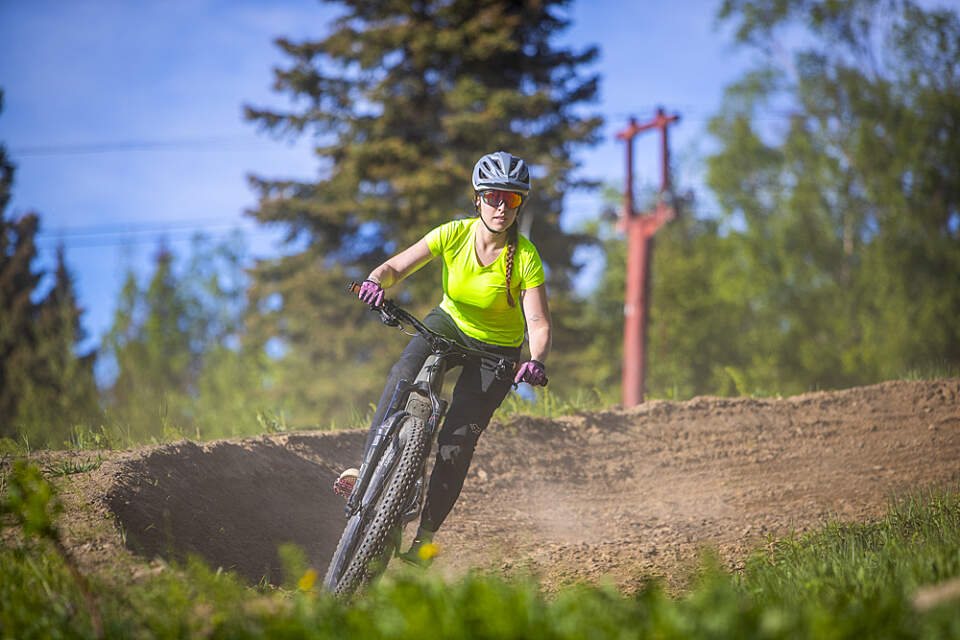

{"left": 496, "top": 386, "right": 619, "bottom": 420}
{"left": 731, "top": 488, "right": 960, "bottom": 637}
{"left": 741, "top": 489, "right": 960, "bottom": 604}
{"left": 324, "top": 402, "right": 378, "bottom": 432}
{"left": 66, "top": 424, "right": 123, "bottom": 451}
{"left": 3, "top": 458, "right": 960, "bottom": 639}
{"left": 901, "top": 360, "right": 960, "bottom": 382}
{"left": 41, "top": 456, "right": 103, "bottom": 478}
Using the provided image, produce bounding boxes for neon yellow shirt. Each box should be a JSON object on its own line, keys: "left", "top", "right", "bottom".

{"left": 425, "top": 217, "right": 546, "bottom": 347}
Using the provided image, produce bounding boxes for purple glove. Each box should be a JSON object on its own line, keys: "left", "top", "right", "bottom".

{"left": 358, "top": 279, "right": 384, "bottom": 307}
{"left": 514, "top": 360, "right": 548, "bottom": 386}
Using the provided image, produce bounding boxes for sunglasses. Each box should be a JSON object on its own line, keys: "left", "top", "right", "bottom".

{"left": 480, "top": 189, "right": 524, "bottom": 209}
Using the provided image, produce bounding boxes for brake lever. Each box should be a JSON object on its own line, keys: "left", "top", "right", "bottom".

{"left": 494, "top": 359, "right": 518, "bottom": 387}
{"left": 379, "top": 308, "right": 400, "bottom": 327}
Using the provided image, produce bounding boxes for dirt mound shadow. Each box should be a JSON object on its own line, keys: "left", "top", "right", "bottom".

{"left": 105, "top": 433, "right": 364, "bottom": 583}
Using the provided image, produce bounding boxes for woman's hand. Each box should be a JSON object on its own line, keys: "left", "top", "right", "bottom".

{"left": 514, "top": 360, "right": 548, "bottom": 386}
{"left": 358, "top": 279, "right": 384, "bottom": 307}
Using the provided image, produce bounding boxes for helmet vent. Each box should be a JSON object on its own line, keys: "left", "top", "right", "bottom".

{"left": 472, "top": 151, "right": 531, "bottom": 193}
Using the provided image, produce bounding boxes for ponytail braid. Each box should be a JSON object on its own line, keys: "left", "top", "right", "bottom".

{"left": 504, "top": 221, "right": 519, "bottom": 307}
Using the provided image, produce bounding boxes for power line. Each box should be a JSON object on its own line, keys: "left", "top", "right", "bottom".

{"left": 605, "top": 107, "right": 803, "bottom": 123}
{"left": 34, "top": 229, "right": 283, "bottom": 250}
{"left": 33, "top": 216, "right": 287, "bottom": 249}
{"left": 8, "top": 135, "right": 297, "bottom": 157}
{"left": 6, "top": 110, "right": 804, "bottom": 158}
{"left": 37, "top": 217, "right": 253, "bottom": 238}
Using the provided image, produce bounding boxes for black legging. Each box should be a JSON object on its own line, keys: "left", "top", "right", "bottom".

{"left": 365, "top": 307, "right": 520, "bottom": 534}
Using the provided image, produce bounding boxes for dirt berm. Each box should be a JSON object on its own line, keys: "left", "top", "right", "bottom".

{"left": 26, "top": 379, "right": 960, "bottom": 592}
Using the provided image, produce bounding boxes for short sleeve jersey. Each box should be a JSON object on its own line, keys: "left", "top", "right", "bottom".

{"left": 424, "top": 217, "right": 546, "bottom": 347}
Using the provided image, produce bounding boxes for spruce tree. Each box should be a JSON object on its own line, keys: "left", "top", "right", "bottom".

{"left": 0, "top": 89, "right": 43, "bottom": 438}
{"left": 103, "top": 246, "right": 194, "bottom": 439}
{"left": 1, "top": 90, "right": 101, "bottom": 443}
{"left": 244, "top": 0, "right": 601, "bottom": 426}
{"left": 0, "top": 211, "right": 42, "bottom": 438}
{"left": 0, "top": 91, "right": 11, "bottom": 216}
{"left": 102, "top": 236, "right": 276, "bottom": 441}
{"left": 17, "top": 246, "right": 102, "bottom": 444}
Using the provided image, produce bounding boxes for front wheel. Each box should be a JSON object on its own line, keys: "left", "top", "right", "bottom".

{"left": 324, "top": 415, "right": 428, "bottom": 597}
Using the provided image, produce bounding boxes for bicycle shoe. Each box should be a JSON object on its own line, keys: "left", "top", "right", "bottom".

{"left": 333, "top": 468, "right": 359, "bottom": 498}
{"left": 398, "top": 533, "right": 437, "bottom": 568}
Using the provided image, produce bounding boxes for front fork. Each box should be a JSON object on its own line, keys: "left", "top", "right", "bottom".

{"left": 399, "top": 406, "right": 447, "bottom": 525}
{"left": 399, "top": 354, "right": 448, "bottom": 525}
{"left": 346, "top": 355, "right": 448, "bottom": 522}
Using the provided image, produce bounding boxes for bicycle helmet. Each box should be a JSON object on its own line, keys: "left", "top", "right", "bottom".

{"left": 472, "top": 151, "right": 531, "bottom": 194}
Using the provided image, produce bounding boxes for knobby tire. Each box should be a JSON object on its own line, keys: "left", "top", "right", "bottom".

{"left": 325, "top": 415, "right": 427, "bottom": 597}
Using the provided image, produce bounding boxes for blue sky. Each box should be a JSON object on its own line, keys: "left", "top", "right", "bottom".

{"left": 1, "top": 0, "right": 791, "bottom": 359}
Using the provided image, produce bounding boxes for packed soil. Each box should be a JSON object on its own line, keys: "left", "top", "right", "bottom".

{"left": 9, "top": 378, "right": 960, "bottom": 593}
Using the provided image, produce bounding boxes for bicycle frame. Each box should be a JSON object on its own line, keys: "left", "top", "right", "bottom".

{"left": 342, "top": 282, "right": 517, "bottom": 522}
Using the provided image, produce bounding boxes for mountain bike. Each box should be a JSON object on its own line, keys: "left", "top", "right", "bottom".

{"left": 323, "top": 282, "right": 522, "bottom": 597}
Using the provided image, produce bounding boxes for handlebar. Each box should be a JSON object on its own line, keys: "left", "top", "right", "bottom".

{"left": 347, "top": 281, "right": 520, "bottom": 382}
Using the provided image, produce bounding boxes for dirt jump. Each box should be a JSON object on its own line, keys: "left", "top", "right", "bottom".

{"left": 27, "top": 378, "right": 960, "bottom": 592}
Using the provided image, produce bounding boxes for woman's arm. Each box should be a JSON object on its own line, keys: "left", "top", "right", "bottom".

{"left": 367, "top": 238, "right": 434, "bottom": 289}
{"left": 520, "top": 284, "right": 552, "bottom": 363}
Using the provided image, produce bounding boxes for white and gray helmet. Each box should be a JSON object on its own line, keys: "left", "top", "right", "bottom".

{"left": 472, "top": 151, "right": 531, "bottom": 194}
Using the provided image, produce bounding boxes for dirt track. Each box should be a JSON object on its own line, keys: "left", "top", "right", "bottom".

{"left": 21, "top": 379, "right": 960, "bottom": 592}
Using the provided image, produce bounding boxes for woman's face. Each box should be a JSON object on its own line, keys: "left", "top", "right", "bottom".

{"left": 476, "top": 190, "right": 520, "bottom": 234}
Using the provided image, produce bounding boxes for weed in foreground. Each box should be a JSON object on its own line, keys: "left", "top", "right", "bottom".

{"left": 3, "top": 482, "right": 960, "bottom": 639}
{"left": 1, "top": 461, "right": 104, "bottom": 637}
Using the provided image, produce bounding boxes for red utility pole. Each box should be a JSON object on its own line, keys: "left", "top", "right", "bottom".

{"left": 616, "top": 107, "right": 679, "bottom": 406}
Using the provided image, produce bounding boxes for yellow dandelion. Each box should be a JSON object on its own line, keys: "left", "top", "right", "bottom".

{"left": 298, "top": 569, "right": 318, "bottom": 591}
{"left": 418, "top": 542, "right": 439, "bottom": 561}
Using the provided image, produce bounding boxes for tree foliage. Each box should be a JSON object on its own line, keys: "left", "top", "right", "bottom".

{"left": 555, "top": 183, "right": 751, "bottom": 401}
{"left": 1, "top": 91, "right": 101, "bottom": 445}
{"left": 0, "top": 211, "right": 42, "bottom": 434}
{"left": 699, "top": 0, "right": 960, "bottom": 393}
{"left": 101, "top": 235, "right": 277, "bottom": 442}
{"left": 103, "top": 246, "right": 194, "bottom": 437}
{"left": 568, "top": 0, "right": 959, "bottom": 402}
{"left": 14, "top": 247, "right": 103, "bottom": 442}
{"left": 244, "top": 0, "right": 602, "bottom": 426}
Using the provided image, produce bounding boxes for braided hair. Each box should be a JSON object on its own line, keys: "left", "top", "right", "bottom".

{"left": 504, "top": 221, "right": 519, "bottom": 307}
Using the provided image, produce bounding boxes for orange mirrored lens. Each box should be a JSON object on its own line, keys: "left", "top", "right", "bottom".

{"left": 481, "top": 190, "right": 523, "bottom": 209}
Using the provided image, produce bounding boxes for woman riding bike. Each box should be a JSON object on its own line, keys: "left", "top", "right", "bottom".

{"left": 335, "top": 150, "right": 552, "bottom": 565}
